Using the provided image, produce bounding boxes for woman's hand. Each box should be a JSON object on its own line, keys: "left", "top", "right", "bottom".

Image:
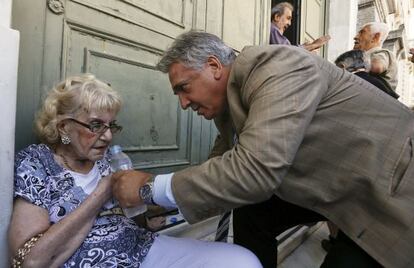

{"left": 95, "top": 174, "right": 113, "bottom": 200}
{"left": 9, "top": 174, "right": 116, "bottom": 268}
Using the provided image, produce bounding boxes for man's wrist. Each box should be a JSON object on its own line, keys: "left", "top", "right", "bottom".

{"left": 153, "top": 173, "right": 177, "bottom": 208}
{"left": 139, "top": 175, "right": 156, "bottom": 205}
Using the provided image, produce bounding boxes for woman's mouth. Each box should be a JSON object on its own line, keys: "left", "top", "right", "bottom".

{"left": 94, "top": 145, "right": 108, "bottom": 150}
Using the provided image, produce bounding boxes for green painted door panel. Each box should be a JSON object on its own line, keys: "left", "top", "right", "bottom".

{"left": 300, "top": 0, "right": 327, "bottom": 57}
{"left": 12, "top": 0, "right": 269, "bottom": 174}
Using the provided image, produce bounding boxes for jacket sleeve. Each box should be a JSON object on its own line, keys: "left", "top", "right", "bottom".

{"left": 172, "top": 46, "right": 328, "bottom": 223}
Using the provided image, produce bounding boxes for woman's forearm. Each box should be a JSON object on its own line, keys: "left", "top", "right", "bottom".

{"left": 23, "top": 178, "right": 111, "bottom": 268}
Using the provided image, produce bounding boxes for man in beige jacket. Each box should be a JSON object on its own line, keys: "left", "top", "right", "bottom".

{"left": 113, "top": 31, "right": 414, "bottom": 267}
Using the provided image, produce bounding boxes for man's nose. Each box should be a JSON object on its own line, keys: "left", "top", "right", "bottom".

{"left": 178, "top": 94, "right": 191, "bottom": 110}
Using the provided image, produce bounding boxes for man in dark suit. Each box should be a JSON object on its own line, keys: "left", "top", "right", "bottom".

{"left": 113, "top": 31, "right": 414, "bottom": 268}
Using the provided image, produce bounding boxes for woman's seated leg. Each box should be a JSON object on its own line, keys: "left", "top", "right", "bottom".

{"left": 141, "top": 235, "right": 262, "bottom": 268}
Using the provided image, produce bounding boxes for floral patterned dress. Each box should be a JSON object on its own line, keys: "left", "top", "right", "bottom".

{"left": 14, "top": 144, "right": 157, "bottom": 267}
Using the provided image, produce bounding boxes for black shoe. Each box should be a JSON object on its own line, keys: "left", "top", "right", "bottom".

{"left": 321, "top": 235, "right": 336, "bottom": 252}
{"left": 321, "top": 239, "right": 332, "bottom": 252}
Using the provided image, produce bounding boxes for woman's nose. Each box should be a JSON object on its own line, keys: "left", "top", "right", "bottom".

{"left": 100, "top": 127, "right": 113, "bottom": 141}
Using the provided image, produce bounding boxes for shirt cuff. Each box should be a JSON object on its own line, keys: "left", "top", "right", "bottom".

{"left": 153, "top": 173, "right": 177, "bottom": 208}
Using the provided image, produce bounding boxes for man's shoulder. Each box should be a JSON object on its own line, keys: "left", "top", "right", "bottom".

{"left": 228, "top": 45, "right": 324, "bottom": 103}
{"left": 239, "top": 45, "right": 303, "bottom": 59}
{"left": 372, "top": 46, "right": 391, "bottom": 52}
{"left": 236, "top": 45, "right": 317, "bottom": 72}
{"left": 269, "top": 24, "right": 291, "bottom": 45}
{"left": 368, "top": 47, "right": 395, "bottom": 59}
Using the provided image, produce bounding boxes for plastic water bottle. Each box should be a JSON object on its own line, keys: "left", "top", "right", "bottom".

{"left": 110, "top": 145, "right": 147, "bottom": 217}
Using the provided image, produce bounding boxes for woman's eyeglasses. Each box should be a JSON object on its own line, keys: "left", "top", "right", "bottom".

{"left": 67, "top": 118, "right": 123, "bottom": 134}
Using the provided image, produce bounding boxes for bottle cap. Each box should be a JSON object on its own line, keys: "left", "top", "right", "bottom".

{"left": 110, "top": 145, "right": 122, "bottom": 154}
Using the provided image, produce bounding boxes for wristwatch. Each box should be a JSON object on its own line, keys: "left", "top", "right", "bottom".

{"left": 139, "top": 180, "right": 156, "bottom": 205}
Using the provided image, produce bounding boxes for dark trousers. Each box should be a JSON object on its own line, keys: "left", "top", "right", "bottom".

{"left": 321, "top": 231, "right": 382, "bottom": 268}
{"left": 232, "top": 195, "right": 381, "bottom": 268}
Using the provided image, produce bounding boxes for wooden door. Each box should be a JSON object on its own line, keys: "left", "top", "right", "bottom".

{"left": 12, "top": 0, "right": 269, "bottom": 174}
{"left": 300, "top": 0, "right": 327, "bottom": 57}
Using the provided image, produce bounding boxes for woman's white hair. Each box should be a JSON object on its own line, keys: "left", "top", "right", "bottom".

{"left": 35, "top": 73, "right": 122, "bottom": 146}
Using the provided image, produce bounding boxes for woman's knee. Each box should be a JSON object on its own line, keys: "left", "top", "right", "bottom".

{"left": 143, "top": 235, "right": 262, "bottom": 268}
{"left": 213, "top": 243, "right": 263, "bottom": 268}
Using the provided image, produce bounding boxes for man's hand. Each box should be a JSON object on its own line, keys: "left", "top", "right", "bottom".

{"left": 302, "top": 35, "right": 331, "bottom": 52}
{"left": 370, "top": 58, "right": 386, "bottom": 75}
{"left": 112, "top": 170, "right": 152, "bottom": 208}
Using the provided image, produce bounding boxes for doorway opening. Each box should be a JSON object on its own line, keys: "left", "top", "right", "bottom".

{"left": 270, "top": 0, "right": 300, "bottom": 45}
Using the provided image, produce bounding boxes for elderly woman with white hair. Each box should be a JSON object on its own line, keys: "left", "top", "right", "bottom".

{"left": 8, "top": 74, "right": 262, "bottom": 268}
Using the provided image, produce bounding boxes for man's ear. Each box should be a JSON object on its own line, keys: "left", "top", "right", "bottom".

{"left": 372, "top": 32, "right": 381, "bottom": 44}
{"left": 207, "top": 56, "right": 223, "bottom": 80}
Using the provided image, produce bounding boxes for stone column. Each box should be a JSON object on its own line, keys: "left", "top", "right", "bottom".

{"left": 326, "top": 0, "right": 359, "bottom": 62}
{"left": 0, "top": 0, "right": 19, "bottom": 266}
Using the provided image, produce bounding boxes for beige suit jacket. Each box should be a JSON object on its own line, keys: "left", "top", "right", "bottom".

{"left": 172, "top": 45, "right": 414, "bottom": 267}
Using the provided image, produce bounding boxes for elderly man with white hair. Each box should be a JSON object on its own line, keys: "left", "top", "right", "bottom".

{"left": 354, "top": 22, "right": 398, "bottom": 90}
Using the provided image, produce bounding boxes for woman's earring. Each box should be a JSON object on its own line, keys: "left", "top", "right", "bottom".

{"left": 61, "top": 135, "right": 71, "bottom": 145}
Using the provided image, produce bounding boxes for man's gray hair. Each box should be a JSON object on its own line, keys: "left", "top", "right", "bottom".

{"left": 363, "top": 22, "right": 389, "bottom": 45}
{"left": 157, "top": 31, "right": 236, "bottom": 73}
{"left": 271, "top": 2, "right": 294, "bottom": 21}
